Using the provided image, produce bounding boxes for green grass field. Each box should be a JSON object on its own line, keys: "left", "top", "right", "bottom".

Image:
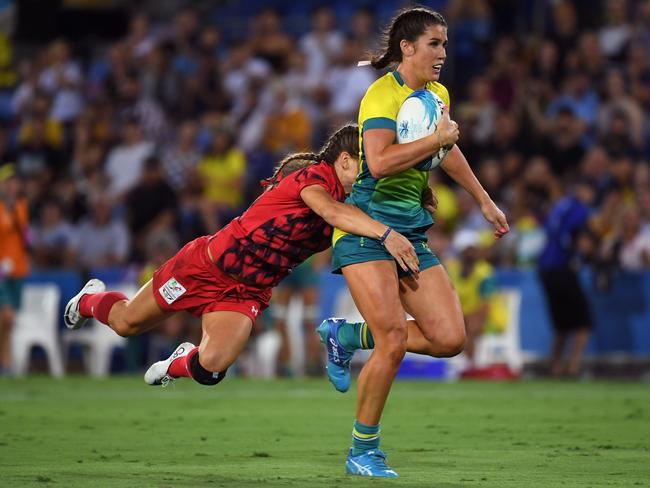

{"left": 1, "top": 377, "right": 649, "bottom": 488}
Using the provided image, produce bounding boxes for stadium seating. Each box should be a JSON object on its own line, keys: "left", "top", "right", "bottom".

{"left": 11, "top": 284, "right": 64, "bottom": 377}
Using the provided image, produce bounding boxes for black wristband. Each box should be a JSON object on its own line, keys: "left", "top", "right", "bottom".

{"left": 379, "top": 227, "right": 393, "bottom": 246}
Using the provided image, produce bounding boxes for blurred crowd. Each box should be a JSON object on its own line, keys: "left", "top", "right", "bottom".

{"left": 0, "top": 0, "right": 649, "bottom": 278}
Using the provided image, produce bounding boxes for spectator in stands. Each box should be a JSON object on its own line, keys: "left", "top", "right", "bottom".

{"left": 260, "top": 81, "right": 311, "bottom": 158}
{"left": 139, "top": 44, "right": 183, "bottom": 117}
{"left": 625, "top": 42, "right": 650, "bottom": 112}
{"left": 37, "top": 39, "right": 83, "bottom": 125}
{"left": 547, "top": 70, "right": 599, "bottom": 144}
{"left": 161, "top": 120, "right": 200, "bottom": 193}
{"left": 347, "top": 8, "right": 378, "bottom": 52}
{"left": 325, "top": 36, "right": 375, "bottom": 127}
{"left": 512, "top": 156, "right": 562, "bottom": 223}
{"left": 74, "top": 195, "right": 130, "bottom": 270}
{"left": 0, "top": 166, "right": 29, "bottom": 375}
{"left": 195, "top": 126, "right": 246, "bottom": 232}
{"left": 529, "top": 40, "right": 562, "bottom": 104}
{"left": 16, "top": 94, "right": 64, "bottom": 180}
{"left": 579, "top": 145, "right": 612, "bottom": 200}
{"left": 247, "top": 8, "right": 292, "bottom": 74}
{"left": 538, "top": 179, "right": 597, "bottom": 377}
{"left": 29, "top": 198, "right": 76, "bottom": 268}
{"left": 125, "top": 155, "right": 177, "bottom": 263}
{"left": 124, "top": 11, "right": 157, "bottom": 61}
{"left": 598, "top": 69, "right": 645, "bottom": 153}
{"left": 612, "top": 204, "right": 650, "bottom": 270}
{"left": 11, "top": 59, "right": 40, "bottom": 117}
{"left": 457, "top": 76, "right": 497, "bottom": 148}
{"left": 548, "top": 0, "right": 579, "bottom": 74}
{"left": 539, "top": 105, "right": 586, "bottom": 177}
{"left": 116, "top": 74, "right": 168, "bottom": 144}
{"left": 172, "top": 6, "right": 200, "bottom": 55}
{"left": 598, "top": 0, "right": 632, "bottom": 61}
{"left": 446, "top": 229, "right": 496, "bottom": 372}
{"left": 104, "top": 115, "right": 154, "bottom": 201}
{"left": 578, "top": 32, "right": 608, "bottom": 91}
{"left": 300, "top": 5, "right": 344, "bottom": 86}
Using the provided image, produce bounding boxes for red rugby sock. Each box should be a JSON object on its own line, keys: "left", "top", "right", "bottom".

{"left": 79, "top": 292, "right": 127, "bottom": 324}
{"left": 168, "top": 346, "right": 199, "bottom": 378}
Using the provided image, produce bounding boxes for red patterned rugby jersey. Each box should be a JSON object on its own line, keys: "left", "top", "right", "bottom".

{"left": 208, "top": 161, "right": 344, "bottom": 287}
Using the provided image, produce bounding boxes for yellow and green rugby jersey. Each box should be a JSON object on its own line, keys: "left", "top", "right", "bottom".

{"left": 347, "top": 70, "right": 450, "bottom": 236}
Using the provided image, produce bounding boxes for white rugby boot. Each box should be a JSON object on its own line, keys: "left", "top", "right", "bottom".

{"left": 144, "top": 342, "right": 196, "bottom": 386}
{"left": 63, "top": 279, "right": 106, "bottom": 330}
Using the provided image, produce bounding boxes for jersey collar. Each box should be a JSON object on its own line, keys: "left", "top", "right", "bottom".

{"left": 392, "top": 69, "right": 405, "bottom": 86}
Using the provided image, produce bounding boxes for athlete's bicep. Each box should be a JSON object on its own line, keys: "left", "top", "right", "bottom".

{"left": 300, "top": 184, "right": 338, "bottom": 220}
{"left": 363, "top": 128, "right": 396, "bottom": 173}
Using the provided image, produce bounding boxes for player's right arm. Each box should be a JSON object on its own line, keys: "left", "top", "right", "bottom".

{"left": 361, "top": 83, "right": 459, "bottom": 179}
{"left": 300, "top": 185, "right": 419, "bottom": 274}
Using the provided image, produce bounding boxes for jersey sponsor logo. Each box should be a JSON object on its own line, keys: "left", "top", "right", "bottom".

{"left": 159, "top": 277, "right": 187, "bottom": 305}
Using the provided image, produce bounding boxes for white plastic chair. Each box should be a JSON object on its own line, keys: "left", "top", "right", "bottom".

{"left": 61, "top": 284, "right": 136, "bottom": 377}
{"left": 11, "top": 283, "right": 64, "bottom": 377}
{"left": 474, "top": 288, "right": 523, "bottom": 373}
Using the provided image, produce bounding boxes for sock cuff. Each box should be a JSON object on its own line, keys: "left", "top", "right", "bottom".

{"left": 353, "top": 420, "right": 380, "bottom": 435}
{"left": 184, "top": 346, "right": 199, "bottom": 376}
{"left": 360, "top": 322, "right": 368, "bottom": 348}
{"left": 92, "top": 291, "right": 127, "bottom": 324}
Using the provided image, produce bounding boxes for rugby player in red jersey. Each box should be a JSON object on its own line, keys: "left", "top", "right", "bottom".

{"left": 63, "top": 124, "right": 420, "bottom": 386}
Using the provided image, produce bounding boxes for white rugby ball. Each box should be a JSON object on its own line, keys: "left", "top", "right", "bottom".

{"left": 396, "top": 89, "right": 449, "bottom": 169}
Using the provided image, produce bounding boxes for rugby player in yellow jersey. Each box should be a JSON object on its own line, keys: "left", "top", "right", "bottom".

{"left": 317, "top": 7, "right": 509, "bottom": 477}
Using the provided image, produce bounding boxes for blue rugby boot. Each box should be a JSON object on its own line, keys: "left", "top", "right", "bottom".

{"left": 346, "top": 449, "right": 399, "bottom": 478}
{"left": 316, "top": 318, "right": 353, "bottom": 393}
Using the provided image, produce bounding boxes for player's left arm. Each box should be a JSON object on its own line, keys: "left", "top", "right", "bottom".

{"left": 440, "top": 145, "right": 509, "bottom": 239}
{"left": 300, "top": 184, "right": 420, "bottom": 274}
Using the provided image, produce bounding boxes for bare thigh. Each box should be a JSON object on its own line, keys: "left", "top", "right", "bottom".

{"left": 399, "top": 265, "right": 466, "bottom": 357}
{"left": 108, "top": 280, "right": 171, "bottom": 336}
{"left": 342, "top": 261, "right": 407, "bottom": 350}
{"left": 198, "top": 311, "right": 253, "bottom": 372}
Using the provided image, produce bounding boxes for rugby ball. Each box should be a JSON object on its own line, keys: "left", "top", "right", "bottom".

{"left": 396, "top": 89, "right": 449, "bottom": 169}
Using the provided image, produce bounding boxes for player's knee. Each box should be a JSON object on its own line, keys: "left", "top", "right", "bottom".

{"left": 378, "top": 328, "right": 408, "bottom": 367}
{"left": 111, "top": 317, "right": 139, "bottom": 337}
{"left": 434, "top": 327, "right": 466, "bottom": 357}
{"left": 196, "top": 348, "right": 233, "bottom": 373}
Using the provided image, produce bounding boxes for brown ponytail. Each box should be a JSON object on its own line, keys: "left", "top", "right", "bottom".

{"left": 317, "top": 124, "right": 359, "bottom": 165}
{"left": 260, "top": 124, "right": 359, "bottom": 190}
{"left": 370, "top": 7, "right": 447, "bottom": 70}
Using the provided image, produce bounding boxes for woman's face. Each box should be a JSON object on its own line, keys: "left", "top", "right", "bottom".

{"left": 335, "top": 153, "right": 360, "bottom": 194}
{"left": 406, "top": 24, "right": 447, "bottom": 83}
